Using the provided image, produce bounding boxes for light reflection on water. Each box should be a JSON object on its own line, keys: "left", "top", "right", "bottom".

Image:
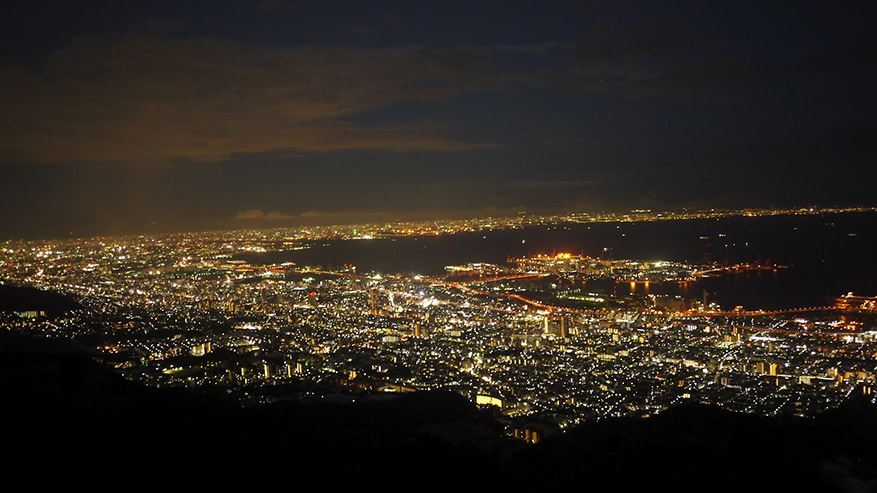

{"left": 236, "top": 213, "right": 877, "bottom": 312}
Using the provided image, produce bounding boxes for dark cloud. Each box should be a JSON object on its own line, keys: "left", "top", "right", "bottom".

{"left": 257, "top": 0, "right": 298, "bottom": 13}
{"left": 505, "top": 180, "right": 601, "bottom": 190}
{"left": 0, "top": 36, "right": 501, "bottom": 164}
{"left": 235, "top": 209, "right": 294, "bottom": 220}
{"left": 5, "top": 8, "right": 872, "bottom": 166}
{"left": 555, "top": 2, "right": 877, "bottom": 103}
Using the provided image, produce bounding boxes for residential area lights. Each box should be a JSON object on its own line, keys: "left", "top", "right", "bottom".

{"left": 0, "top": 206, "right": 874, "bottom": 431}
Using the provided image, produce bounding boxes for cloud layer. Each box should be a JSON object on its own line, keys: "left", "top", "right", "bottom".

{"left": 234, "top": 209, "right": 295, "bottom": 220}
{"left": 0, "top": 36, "right": 498, "bottom": 164}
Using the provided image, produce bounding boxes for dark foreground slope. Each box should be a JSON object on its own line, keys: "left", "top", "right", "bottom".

{"left": 0, "top": 283, "right": 81, "bottom": 316}
{"left": 2, "top": 332, "right": 875, "bottom": 491}
{"left": 508, "top": 399, "right": 876, "bottom": 492}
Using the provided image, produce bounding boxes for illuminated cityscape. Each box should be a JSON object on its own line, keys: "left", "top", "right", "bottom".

{"left": 2, "top": 1, "right": 876, "bottom": 488}
{"left": 2, "top": 207, "right": 874, "bottom": 442}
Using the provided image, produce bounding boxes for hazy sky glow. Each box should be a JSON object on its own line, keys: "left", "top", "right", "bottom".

{"left": 1, "top": 1, "right": 875, "bottom": 238}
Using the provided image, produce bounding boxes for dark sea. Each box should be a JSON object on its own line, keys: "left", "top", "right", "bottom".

{"left": 237, "top": 212, "right": 877, "bottom": 311}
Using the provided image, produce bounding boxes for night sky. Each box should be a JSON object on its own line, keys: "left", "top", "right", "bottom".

{"left": 1, "top": 1, "right": 875, "bottom": 239}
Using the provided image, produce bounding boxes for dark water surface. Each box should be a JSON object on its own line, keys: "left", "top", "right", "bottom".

{"left": 238, "top": 212, "right": 877, "bottom": 311}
